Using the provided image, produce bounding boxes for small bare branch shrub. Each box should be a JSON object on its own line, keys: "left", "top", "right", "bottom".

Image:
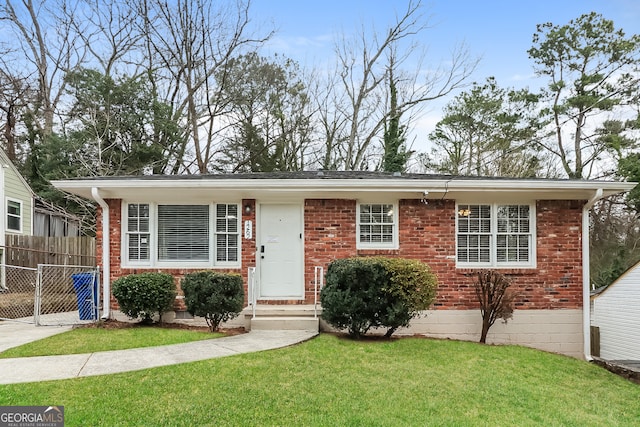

{"left": 473, "top": 270, "right": 515, "bottom": 343}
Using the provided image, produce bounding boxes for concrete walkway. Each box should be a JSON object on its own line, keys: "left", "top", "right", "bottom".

{"left": 0, "top": 322, "right": 318, "bottom": 385}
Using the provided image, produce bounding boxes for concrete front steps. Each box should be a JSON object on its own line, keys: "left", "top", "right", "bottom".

{"left": 244, "top": 305, "right": 320, "bottom": 332}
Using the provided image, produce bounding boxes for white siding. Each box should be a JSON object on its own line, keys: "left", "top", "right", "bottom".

{"left": 592, "top": 263, "right": 640, "bottom": 360}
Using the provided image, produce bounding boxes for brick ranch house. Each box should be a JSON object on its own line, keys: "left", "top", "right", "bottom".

{"left": 53, "top": 171, "right": 636, "bottom": 359}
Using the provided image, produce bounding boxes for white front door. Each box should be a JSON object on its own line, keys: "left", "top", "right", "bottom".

{"left": 258, "top": 204, "right": 304, "bottom": 298}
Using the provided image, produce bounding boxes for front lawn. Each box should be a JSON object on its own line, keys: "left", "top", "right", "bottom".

{"left": 0, "top": 334, "right": 638, "bottom": 426}
{"left": 0, "top": 325, "right": 220, "bottom": 358}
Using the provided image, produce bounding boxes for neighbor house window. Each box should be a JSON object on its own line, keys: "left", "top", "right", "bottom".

{"left": 6, "top": 199, "right": 22, "bottom": 232}
{"left": 357, "top": 203, "right": 398, "bottom": 249}
{"left": 123, "top": 202, "right": 240, "bottom": 267}
{"left": 457, "top": 203, "right": 535, "bottom": 267}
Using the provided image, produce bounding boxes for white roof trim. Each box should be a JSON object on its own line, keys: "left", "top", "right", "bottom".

{"left": 52, "top": 176, "right": 637, "bottom": 201}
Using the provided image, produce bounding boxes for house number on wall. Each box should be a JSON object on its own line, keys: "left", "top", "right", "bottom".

{"left": 244, "top": 220, "right": 252, "bottom": 239}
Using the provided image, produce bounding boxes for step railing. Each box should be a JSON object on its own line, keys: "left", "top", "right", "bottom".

{"left": 314, "top": 266, "right": 324, "bottom": 319}
{"left": 248, "top": 267, "right": 257, "bottom": 319}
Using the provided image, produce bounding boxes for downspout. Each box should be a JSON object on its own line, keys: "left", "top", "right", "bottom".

{"left": 582, "top": 188, "right": 603, "bottom": 360}
{"left": 91, "top": 188, "right": 110, "bottom": 319}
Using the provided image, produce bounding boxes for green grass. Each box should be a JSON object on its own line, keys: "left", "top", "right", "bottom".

{"left": 0, "top": 326, "right": 220, "bottom": 358}
{"left": 1, "top": 333, "right": 639, "bottom": 426}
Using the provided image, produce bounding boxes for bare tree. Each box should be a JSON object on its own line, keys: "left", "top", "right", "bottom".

{"left": 311, "top": 66, "right": 348, "bottom": 170}
{"left": 591, "top": 196, "right": 640, "bottom": 288}
{"left": 0, "top": 67, "right": 34, "bottom": 161}
{"left": 138, "top": 0, "right": 273, "bottom": 173}
{"left": 66, "top": 0, "right": 143, "bottom": 77}
{"left": 0, "top": 0, "right": 85, "bottom": 141}
{"left": 321, "top": 0, "right": 477, "bottom": 170}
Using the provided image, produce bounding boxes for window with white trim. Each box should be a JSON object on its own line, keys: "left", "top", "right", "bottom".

{"left": 6, "top": 199, "right": 22, "bottom": 232}
{"left": 215, "top": 204, "right": 239, "bottom": 262}
{"left": 127, "top": 204, "right": 150, "bottom": 261}
{"left": 158, "top": 205, "right": 209, "bottom": 261}
{"left": 357, "top": 203, "right": 397, "bottom": 249}
{"left": 123, "top": 203, "right": 240, "bottom": 267}
{"left": 457, "top": 203, "right": 534, "bottom": 267}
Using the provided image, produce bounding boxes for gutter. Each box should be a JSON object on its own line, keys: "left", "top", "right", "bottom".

{"left": 582, "top": 188, "right": 603, "bottom": 361}
{"left": 91, "top": 188, "right": 110, "bottom": 320}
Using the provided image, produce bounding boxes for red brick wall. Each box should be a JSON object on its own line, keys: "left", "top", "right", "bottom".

{"left": 303, "top": 198, "right": 584, "bottom": 310}
{"left": 99, "top": 197, "right": 585, "bottom": 312}
{"left": 304, "top": 199, "right": 357, "bottom": 302}
{"left": 98, "top": 199, "right": 257, "bottom": 310}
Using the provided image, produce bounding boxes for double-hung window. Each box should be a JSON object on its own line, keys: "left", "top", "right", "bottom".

{"left": 357, "top": 203, "right": 398, "bottom": 249}
{"left": 124, "top": 202, "right": 240, "bottom": 267}
{"left": 6, "top": 199, "right": 22, "bottom": 232}
{"left": 456, "top": 203, "right": 535, "bottom": 267}
{"left": 215, "top": 204, "right": 239, "bottom": 263}
{"left": 127, "top": 204, "right": 150, "bottom": 262}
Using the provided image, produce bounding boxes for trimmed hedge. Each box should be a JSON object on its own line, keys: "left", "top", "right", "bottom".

{"left": 181, "top": 271, "right": 244, "bottom": 332}
{"left": 321, "top": 257, "right": 437, "bottom": 338}
{"left": 112, "top": 272, "right": 177, "bottom": 323}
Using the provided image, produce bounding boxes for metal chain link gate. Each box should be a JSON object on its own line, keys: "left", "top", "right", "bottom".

{"left": 0, "top": 263, "right": 100, "bottom": 326}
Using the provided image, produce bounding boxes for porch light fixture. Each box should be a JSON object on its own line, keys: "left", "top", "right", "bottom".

{"left": 421, "top": 190, "right": 429, "bottom": 205}
{"left": 244, "top": 204, "right": 252, "bottom": 214}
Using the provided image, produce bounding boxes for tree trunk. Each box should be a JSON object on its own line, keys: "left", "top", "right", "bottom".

{"left": 480, "top": 316, "right": 491, "bottom": 343}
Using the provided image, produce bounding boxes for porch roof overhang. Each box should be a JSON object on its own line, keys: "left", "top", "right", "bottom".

{"left": 52, "top": 171, "right": 637, "bottom": 202}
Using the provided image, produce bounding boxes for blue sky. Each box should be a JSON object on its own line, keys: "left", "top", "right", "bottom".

{"left": 253, "top": 0, "right": 640, "bottom": 86}
{"left": 251, "top": 0, "right": 640, "bottom": 145}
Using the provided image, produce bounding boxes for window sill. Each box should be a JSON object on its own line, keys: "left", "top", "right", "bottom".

{"left": 455, "top": 267, "right": 538, "bottom": 276}
{"left": 122, "top": 263, "right": 241, "bottom": 269}
{"left": 357, "top": 248, "right": 401, "bottom": 256}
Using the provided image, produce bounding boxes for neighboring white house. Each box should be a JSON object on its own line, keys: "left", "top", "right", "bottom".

{"left": 591, "top": 261, "right": 640, "bottom": 360}
{"left": 0, "top": 148, "right": 81, "bottom": 239}
{"left": 0, "top": 148, "right": 33, "bottom": 240}
{"left": 0, "top": 148, "right": 33, "bottom": 279}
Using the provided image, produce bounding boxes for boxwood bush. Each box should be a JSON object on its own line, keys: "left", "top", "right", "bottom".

{"left": 379, "top": 257, "right": 438, "bottom": 336}
{"left": 112, "top": 272, "right": 177, "bottom": 324}
{"left": 181, "top": 271, "right": 244, "bottom": 332}
{"left": 320, "top": 257, "right": 388, "bottom": 338}
{"left": 320, "top": 257, "right": 437, "bottom": 338}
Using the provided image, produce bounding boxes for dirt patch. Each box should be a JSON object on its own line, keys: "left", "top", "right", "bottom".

{"left": 75, "top": 319, "right": 247, "bottom": 336}
{"left": 592, "top": 358, "right": 640, "bottom": 385}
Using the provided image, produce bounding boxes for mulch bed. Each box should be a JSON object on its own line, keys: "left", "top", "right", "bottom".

{"left": 76, "top": 319, "right": 247, "bottom": 336}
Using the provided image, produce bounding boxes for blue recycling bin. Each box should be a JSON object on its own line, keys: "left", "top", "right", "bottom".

{"left": 72, "top": 272, "right": 99, "bottom": 320}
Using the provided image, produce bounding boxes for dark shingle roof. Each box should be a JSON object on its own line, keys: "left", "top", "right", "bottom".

{"left": 71, "top": 170, "right": 584, "bottom": 183}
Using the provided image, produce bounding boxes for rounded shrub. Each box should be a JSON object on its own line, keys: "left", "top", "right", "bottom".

{"left": 320, "top": 257, "right": 390, "bottom": 338}
{"left": 181, "top": 271, "right": 244, "bottom": 332}
{"left": 112, "top": 272, "right": 177, "bottom": 323}
{"left": 379, "top": 257, "right": 438, "bottom": 336}
{"left": 320, "top": 257, "right": 438, "bottom": 338}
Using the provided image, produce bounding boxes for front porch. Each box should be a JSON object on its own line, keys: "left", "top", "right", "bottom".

{"left": 243, "top": 304, "right": 321, "bottom": 332}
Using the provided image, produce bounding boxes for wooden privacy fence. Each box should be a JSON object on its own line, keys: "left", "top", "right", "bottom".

{"left": 3, "top": 235, "right": 96, "bottom": 268}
